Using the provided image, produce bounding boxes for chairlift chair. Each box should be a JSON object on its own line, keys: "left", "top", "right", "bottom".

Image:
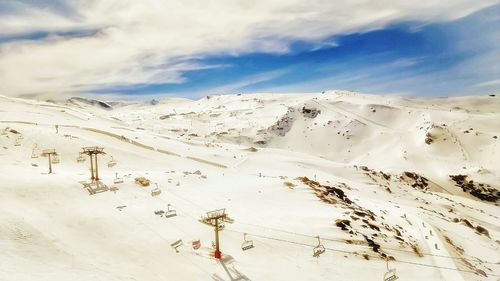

{"left": 51, "top": 154, "right": 60, "bottom": 164}
{"left": 165, "top": 204, "right": 177, "bottom": 218}
{"left": 76, "top": 153, "right": 85, "bottom": 163}
{"left": 31, "top": 148, "right": 39, "bottom": 158}
{"left": 383, "top": 261, "right": 399, "bottom": 281}
{"left": 241, "top": 233, "right": 254, "bottom": 251}
{"left": 171, "top": 239, "right": 183, "bottom": 253}
{"left": 217, "top": 221, "right": 225, "bottom": 231}
{"left": 113, "top": 172, "right": 124, "bottom": 184}
{"left": 312, "top": 236, "right": 325, "bottom": 258}
{"left": 107, "top": 156, "right": 117, "bottom": 167}
{"left": 192, "top": 240, "right": 201, "bottom": 250}
{"left": 151, "top": 187, "right": 161, "bottom": 196}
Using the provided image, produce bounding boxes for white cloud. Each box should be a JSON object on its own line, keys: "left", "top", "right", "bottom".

{"left": 474, "top": 79, "right": 500, "bottom": 88}
{"left": 0, "top": 0, "right": 497, "bottom": 97}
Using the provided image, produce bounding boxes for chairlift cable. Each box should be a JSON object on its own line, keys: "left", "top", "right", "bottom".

{"left": 224, "top": 228, "right": 499, "bottom": 277}
{"left": 232, "top": 221, "right": 499, "bottom": 265}
{"left": 139, "top": 185, "right": 498, "bottom": 266}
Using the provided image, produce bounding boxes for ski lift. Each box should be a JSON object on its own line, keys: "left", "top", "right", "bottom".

{"left": 171, "top": 239, "right": 182, "bottom": 253}
{"left": 76, "top": 153, "right": 85, "bottom": 163}
{"left": 31, "top": 148, "right": 39, "bottom": 158}
{"left": 165, "top": 204, "right": 177, "bottom": 218}
{"left": 107, "top": 156, "right": 117, "bottom": 167}
{"left": 241, "top": 233, "right": 254, "bottom": 251}
{"left": 113, "top": 172, "right": 124, "bottom": 184}
{"left": 192, "top": 240, "right": 201, "bottom": 250}
{"left": 151, "top": 187, "right": 161, "bottom": 197}
{"left": 14, "top": 137, "right": 21, "bottom": 146}
{"left": 312, "top": 235, "right": 325, "bottom": 258}
{"left": 51, "top": 154, "right": 60, "bottom": 164}
{"left": 217, "top": 221, "right": 225, "bottom": 230}
{"left": 383, "top": 260, "right": 399, "bottom": 281}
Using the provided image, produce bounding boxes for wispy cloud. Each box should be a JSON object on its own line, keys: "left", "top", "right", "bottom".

{"left": 0, "top": 0, "right": 498, "bottom": 98}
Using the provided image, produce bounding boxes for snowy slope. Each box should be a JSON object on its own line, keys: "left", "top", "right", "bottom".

{"left": 0, "top": 91, "right": 499, "bottom": 281}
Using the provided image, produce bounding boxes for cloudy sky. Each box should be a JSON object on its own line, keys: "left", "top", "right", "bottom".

{"left": 0, "top": 0, "right": 499, "bottom": 99}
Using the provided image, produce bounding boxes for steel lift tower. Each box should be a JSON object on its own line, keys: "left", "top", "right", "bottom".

{"left": 81, "top": 146, "right": 106, "bottom": 181}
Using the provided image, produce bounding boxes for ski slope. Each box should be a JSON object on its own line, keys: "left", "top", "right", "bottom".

{"left": 0, "top": 91, "right": 499, "bottom": 281}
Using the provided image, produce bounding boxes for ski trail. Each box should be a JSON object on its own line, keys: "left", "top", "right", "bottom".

{"left": 311, "top": 99, "right": 393, "bottom": 132}
{"left": 0, "top": 120, "right": 228, "bottom": 169}
{"left": 415, "top": 217, "right": 466, "bottom": 281}
{"left": 442, "top": 126, "right": 470, "bottom": 162}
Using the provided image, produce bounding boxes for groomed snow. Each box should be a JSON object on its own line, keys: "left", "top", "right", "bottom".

{"left": 0, "top": 91, "right": 499, "bottom": 281}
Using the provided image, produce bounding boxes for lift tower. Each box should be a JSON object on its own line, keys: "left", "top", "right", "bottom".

{"left": 41, "top": 149, "right": 58, "bottom": 174}
{"left": 201, "top": 209, "right": 228, "bottom": 259}
{"left": 81, "top": 146, "right": 105, "bottom": 181}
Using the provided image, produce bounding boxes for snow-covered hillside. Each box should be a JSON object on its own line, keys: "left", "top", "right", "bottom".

{"left": 0, "top": 91, "right": 499, "bottom": 281}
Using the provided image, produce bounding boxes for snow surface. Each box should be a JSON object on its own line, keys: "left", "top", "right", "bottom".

{"left": 0, "top": 91, "right": 499, "bottom": 281}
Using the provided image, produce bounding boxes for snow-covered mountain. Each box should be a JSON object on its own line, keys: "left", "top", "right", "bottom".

{"left": 0, "top": 91, "right": 498, "bottom": 281}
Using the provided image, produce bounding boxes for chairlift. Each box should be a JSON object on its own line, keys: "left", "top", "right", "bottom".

{"left": 151, "top": 187, "right": 161, "bottom": 196}
{"left": 312, "top": 235, "right": 325, "bottom": 258}
{"left": 31, "top": 148, "right": 39, "bottom": 158}
{"left": 76, "top": 153, "right": 85, "bottom": 163}
{"left": 113, "top": 172, "right": 124, "bottom": 184}
{"left": 165, "top": 204, "right": 177, "bottom": 218}
{"left": 192, "top": 240, "right": 201, "bottom": 250}
{"left": 14, "top": 137, "right": 21, "bottom": 146}
{"left": 383, "top": 260, "right": 399, "bottom": 281}
{"left": 107, "top": 156, "right": 117, "bottom": 167}
{"left": 51, "top": 154, "right": 60, "bottom": 164}
{"left": 241, "top": 233, "right": 254, "bottom": 251}
{"left": 170, "top": 239, "right": 182, "bottom": 253}
{"left": 217, "top": 221, "right": 225, "bottom": 230}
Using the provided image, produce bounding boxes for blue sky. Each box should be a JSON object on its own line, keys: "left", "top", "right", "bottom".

{"left": 0, "top": 1, "right": 498, "bottom": 98}
{"left": 100, "top": 4, "right": 499, "bottom": 98}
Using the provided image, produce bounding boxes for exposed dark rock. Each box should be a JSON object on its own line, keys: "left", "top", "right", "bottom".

{"left": 301, "top": 106, "right": 321, "bottom": 118}
{"left": 403, "top": 172, "right": 429, "bottom": 189}
{"left": 449, "top": 175, "right": 499, "bottom": 202}
{"left": 335, "top": 219, "right": 351, "bottom": 230}
{"left": 475, "top": 225, "right": 490, "bottom": 238}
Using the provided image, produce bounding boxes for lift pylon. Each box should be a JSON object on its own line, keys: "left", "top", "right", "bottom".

{"left": 41, "top": 149, "right": 58, "bottom": 174}
{"left": 200, "top": 208, "right": 228, "bottom": 259}
{"left": 81, "top": 146, "right": 106, "bottom": 181}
